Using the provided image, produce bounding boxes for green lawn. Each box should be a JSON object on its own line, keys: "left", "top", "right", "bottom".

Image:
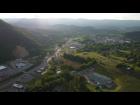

{"left": 114, "top": 75, "right": 140, "bottom": 92}
{"left": 86, "top": 84, "right": 98, "bottom": 92}
{"left": 75, "top": 51, "right": 140, "bottom": 92}
{"left": 109, "top": 55, "right": 126, "bottom": 62}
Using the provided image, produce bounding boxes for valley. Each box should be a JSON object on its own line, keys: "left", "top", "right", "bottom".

{"left": 0, "top": 16, "right": 140, "bottom": 92}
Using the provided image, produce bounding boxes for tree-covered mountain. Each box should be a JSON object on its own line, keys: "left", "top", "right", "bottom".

{"left": 0, "top": 19, "right": 40, "bottom": 63}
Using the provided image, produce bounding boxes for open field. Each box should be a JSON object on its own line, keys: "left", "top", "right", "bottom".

{"left": 74, "top": 51, "right": 140, "bottom": 92}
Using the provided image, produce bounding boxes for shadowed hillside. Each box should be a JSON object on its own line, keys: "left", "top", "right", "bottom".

{"left": 0, "top": 19, "right": 40, "bottom": 63}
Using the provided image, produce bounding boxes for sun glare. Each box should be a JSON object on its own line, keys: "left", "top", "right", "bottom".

{"left": 0, "top": 13, "right": 140, "bottom": 20}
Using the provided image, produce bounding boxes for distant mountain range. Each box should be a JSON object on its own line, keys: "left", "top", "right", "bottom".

{"left": 4, "top": 18, "right": 140, "bottom": 30}
{"left": 1, "top": 18, "right": 140, "bottom": 63}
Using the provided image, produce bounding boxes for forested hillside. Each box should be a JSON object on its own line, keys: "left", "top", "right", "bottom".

{"left": 0, "top": 19, "right": 40, "bottom": 63}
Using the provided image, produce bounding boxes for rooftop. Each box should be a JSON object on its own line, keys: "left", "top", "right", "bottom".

{"left": 0, "top": 66, "right": 7, "bottom": 70}
{"left": 85, "top": 72, "right": 114, "bottom": 88}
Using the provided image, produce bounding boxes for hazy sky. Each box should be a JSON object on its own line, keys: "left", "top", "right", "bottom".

{"left": 1, "top": 13, "right": 140, "bottom": 20}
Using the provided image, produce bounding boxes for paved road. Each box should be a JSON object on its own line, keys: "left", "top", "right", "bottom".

{"left": 0, "top": 57, "right": 49, "bottom": 92}
{"left": 0, "top": 44, "right": 63, "bottom": 92}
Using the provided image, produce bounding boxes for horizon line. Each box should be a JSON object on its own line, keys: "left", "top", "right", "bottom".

{"left": 2, "top": 18, "right": 140, "bottom": 21}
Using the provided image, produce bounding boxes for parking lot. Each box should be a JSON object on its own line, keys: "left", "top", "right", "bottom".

{"left": 0, "top": 66, "right": 19, "bottom": 81}
{"left": 0, "top": 57, "right": 48, "bottom": 92}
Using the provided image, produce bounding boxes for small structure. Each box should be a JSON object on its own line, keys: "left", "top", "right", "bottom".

{"left": 15, "top": 62, "right": 26, "bottom": 69}
{"left": 36, "top": 70, "right": 42, "bottom": 73}
{"left": 40, "top": 67, "right": 45, "bottom": 70}
{"left": 128, "top": 58, "right": 134, "bottom": 62}
{"left": 14, "top": 58, "right": 27, "bottom": 69}
{"left": 36, "top": 67, "right": 45, "bottom": 73}
{"left": 70, "top": 46, "right": 76, "bottom": 49}
{"left": 16, "top": 58, "right": 22, "bottom": 62}
{"left": 126, "top": 67, "right": 133, "bottom": 72}
{"left": 125, "top": 41, "right": 131, "bottom": 43}
{"left": 127, "top": 67, "right": 131, "bottom": 70}
{"left": 56, "top": 70, "right": 61, "bottom": 74}
{"left": 0, "top": 66, "right": 7, "bottom": 71}
{"left": 12, "top": 83, "right": 24, "bottom": 89}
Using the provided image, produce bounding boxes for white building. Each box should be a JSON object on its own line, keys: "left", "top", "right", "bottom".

{"left": 70, "top": 46, "right": 76, "bottom": 49}
{"left": 0, "top": 66, "right": 7, "bottom": 71}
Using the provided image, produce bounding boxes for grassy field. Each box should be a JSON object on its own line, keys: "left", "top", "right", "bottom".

{"left": 75, "top": 51, "right": 140, "bottom": 92}
{"left": 109, "top": 55, "right": 126, "bottom": 62}
{"left": 75, "top": 52, "right": 122, "bottom": 76}
{"left": 119, "top": 50, "right": 131, "bottom": 54}
{"left": 86, "top": 83, "right": 98, "bottom": 92}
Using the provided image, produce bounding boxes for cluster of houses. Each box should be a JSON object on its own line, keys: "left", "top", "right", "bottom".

{"left": 64, "top": 40, "right": 83, "bottom": 54}
{"left": 93, "top": 36, "right": 131, "bottom": 44}
{"left": 69, "top": 42, "right": 83, "bottom": 49}
{"left": 0, "top": 59, "right": 29, "bottom": 80}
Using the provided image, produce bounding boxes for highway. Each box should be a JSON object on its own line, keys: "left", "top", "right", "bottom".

{"left": 0, "top": 44, "right": 63, "bottom": 92}
{"left": 0, "top": 56, "right": 49, "bottom": 92}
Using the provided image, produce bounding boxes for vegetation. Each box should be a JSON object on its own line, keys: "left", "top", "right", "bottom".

{"left": 18, "top": 28, "right": 140, "bottom": 92}
{"left": 0, "top": 20, "right": 41, "bottom": 63}
{"left": 1, "top": 18, "right": 140, "bottom": 92}
{"left": 63, "top": 53, "right": 87, "bottom": 64}
{"left": 63, "top": 53, "right": 97, "bottom": 69}
{"left": 26, "top": 64, "right": 90, "bottom": 92}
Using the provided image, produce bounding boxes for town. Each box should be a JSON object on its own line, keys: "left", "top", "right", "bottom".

{"left": 0, "top": 57, "right": 48, "bottom": 91}
{"left": 0, "top": 13, "right": 140, "bottom": 92}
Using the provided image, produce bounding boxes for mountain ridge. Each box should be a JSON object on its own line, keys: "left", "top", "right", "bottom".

{"left": 0, "top": 19, "right": 40, "bottom": 63}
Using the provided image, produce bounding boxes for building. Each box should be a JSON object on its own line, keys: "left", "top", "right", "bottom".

{"left": 14, "top": 59, "right": 27, "bottom": 69}
{"left": 15, "top": 63, "right": 26, "bottom": 69}
{"left": 0, "top": 66, "right": 8, "bottom": 80}
{"left": 85, "top": 72, "right": 116, "bottom": 89}
{"left": 125, "top": 40, "right": 131, "bottom": 43}
{"left": 70, "top": 46, "right": 76, "bottom": 49}
{"left": 0, "top": 66, "right": 7, "bottom": 71}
